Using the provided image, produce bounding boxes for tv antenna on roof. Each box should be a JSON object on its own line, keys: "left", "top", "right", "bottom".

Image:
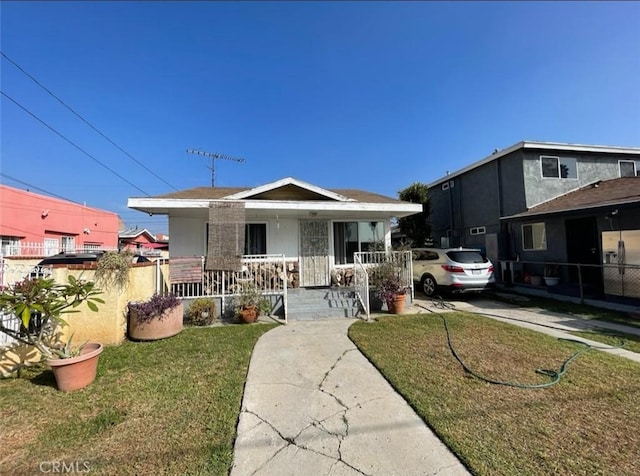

{"left": 186, "top": 149, "right": 246, "bottom": 187}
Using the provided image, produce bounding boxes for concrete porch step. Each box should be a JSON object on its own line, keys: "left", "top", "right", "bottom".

{"left": 287, "top": 287, "right": 361, "bottom": 320}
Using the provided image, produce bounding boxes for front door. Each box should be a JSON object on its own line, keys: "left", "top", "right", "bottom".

{"left": 299, "top": 220, "right": 330, "bottom": 287}
{"left": 565, "top": 217, "right": 603, "bottom": 295}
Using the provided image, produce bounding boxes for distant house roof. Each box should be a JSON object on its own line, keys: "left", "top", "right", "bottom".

{"left": 119, "top": 228, "right": 155, "bottom": 240}
{"left": 428, "top": 141, "right": 640, "bottom": 188}
{"left": 128, "top": 177, "right": 421, "bottom": 217}
{"left": 502, "top": 177, "right": 640, "bottom": 220}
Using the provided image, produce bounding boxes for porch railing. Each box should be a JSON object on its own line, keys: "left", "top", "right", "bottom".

{"left": 353, "top": 254, "right": 370, "bottom": 320}
{"left": 353, "top": 250, "right": 414, "bottom": 318}
{"left": 169, "top": 254, "right": 289, "bottom": 320}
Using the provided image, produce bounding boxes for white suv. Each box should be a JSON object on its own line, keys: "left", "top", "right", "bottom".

{"left": 412, "top": 248, "right": 496, "bottom": 296}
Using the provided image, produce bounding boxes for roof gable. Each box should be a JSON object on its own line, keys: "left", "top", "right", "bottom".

{"left": 224, "top": 177, "right": 353, "bottom": 202}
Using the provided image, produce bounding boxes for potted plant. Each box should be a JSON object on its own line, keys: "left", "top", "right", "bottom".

{"left": 544, "top": 264, "right": 560, "bottom": 287}
{"left": 186, "top": 298, "right": 217, "bottom": 326}
{"left": 235, "top": 282, "right": 264, "bottom": 323}
{"left": 367, "top": 262, "right": 393, "bottom": 312}
{"left": 127, "top": 293, "right": 183, "bottom": 341}
{"left": 0, "top": 276, "right": 104, "bottom": 391}
{"left": 374, "top": 263, "right": 409, "bottom": 314}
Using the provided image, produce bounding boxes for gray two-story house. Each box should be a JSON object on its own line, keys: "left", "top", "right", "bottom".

{"left": 427, "top": 140, "right": 640, "bottom": 297}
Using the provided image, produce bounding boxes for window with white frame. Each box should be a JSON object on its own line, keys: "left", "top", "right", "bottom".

{"left": 619, "top": 160, "right": 640, "bottom": 177}
{"left": 1, "top": 236, "right": 20, "bottom": 256}
{"left": 470, "top": 226, "right": 486, "bottom": 235}
{"left": 541, "top": 156, "right": 578, "bottom": 179}
{"left": 333, "top": 221, "right": 383, "bottom": 264}
{"left": 522, "top": 223, "right": 546, "bottom": 251}
{"left": 44, "top": 238, "right": 59, "bottom": 256}
{"left": 61, "top": 236, "right": 76, "bottom": 252}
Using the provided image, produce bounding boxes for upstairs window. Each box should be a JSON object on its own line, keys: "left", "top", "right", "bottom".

{"left": 619, "top": 160, "right": 639, "bottom": 177}
{"left": 1, "top": 236, "right": 20, "bottom": 256}
{"left": 470, "top": 226, "right": 486, "bottom": 235}
{"left": 541, "top": 156, "right": 577, "bottom": 179}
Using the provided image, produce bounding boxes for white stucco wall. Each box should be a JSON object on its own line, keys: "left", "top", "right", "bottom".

{"left": 169, "top": 215, "right": 206, "bottom": 257}
{"left": 168, "top": 213, "right": 393, "bottom": 264}
{"left": 264, "top": 217, "right": 299, "bottom": 257}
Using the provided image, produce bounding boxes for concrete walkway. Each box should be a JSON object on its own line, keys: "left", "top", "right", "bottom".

{"left": 231, "top": 319, "right": 470, "bottom": 476}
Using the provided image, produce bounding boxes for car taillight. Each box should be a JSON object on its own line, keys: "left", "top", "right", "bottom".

{"left": 488, "top": 265, "right": 494, "bottom": 273}
{"left": 441, "top": 265, "right": 465, "bottom": 273}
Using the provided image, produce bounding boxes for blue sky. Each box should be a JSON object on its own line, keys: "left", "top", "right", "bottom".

{"left": 1, "top": 1, "right": 639, "bottom": 236}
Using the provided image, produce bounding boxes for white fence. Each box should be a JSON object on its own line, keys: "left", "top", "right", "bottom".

{"left": 0, "top": 311, "right": 22, "bottom": 347}
{"left": 353, "top": 250, "right": 414, "bottom": 319}
{"left": 169, "top": 255, "right": 289, "bottom": 319}
{"left": 1, "top": 242, "right": 118, "bottom": 257}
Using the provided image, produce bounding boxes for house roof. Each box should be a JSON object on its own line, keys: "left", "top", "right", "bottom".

{"left": 119, "top": 227, "right": 155, "bottom": 239}
{"left": 501, "top": 177, "right": 640, "bottom": 220}
{"left": 128, "top": 177, "right": 422, "bottom": 218}
{"left": 428, "top": 141, "right": 640, "bottom": 188}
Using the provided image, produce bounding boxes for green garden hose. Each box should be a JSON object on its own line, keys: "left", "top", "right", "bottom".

{"left": 418, "top": 296, "right": 626, "bottom": 389}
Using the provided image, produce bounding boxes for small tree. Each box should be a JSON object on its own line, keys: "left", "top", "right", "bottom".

{"left": 398, "top": 182, "right": 431, "bottom": 247}
{"left": 0, "top": 276, "right": 103, "bottom": 360}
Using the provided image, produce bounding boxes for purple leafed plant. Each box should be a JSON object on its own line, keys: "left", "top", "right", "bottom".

{"left": 128, "top": 293, "right": 180, "bottom": 323}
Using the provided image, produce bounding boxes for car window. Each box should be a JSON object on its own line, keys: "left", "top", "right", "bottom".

{"left": 413, "top": 250, "right": 440, "bottom": 261}
{"left": 446, "top": 251, "right": 487, "bottom": 264}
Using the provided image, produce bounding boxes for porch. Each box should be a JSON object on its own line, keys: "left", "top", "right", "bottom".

{"left": 167, "top": 251, "right": 414, "bottom": 322}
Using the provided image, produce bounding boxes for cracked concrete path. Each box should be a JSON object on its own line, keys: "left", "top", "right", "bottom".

{"left": 231, "top": 320, "right": 470, "bottom": 476}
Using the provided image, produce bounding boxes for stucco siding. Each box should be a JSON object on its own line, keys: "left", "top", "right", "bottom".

{"left": 169, "top": 215, "right": 206, "bottom": 257}
{"left": 265, "top": 218, "right": 299, "bottom": 257}
{"left": 523, "top": 150, "right": 628, "bottom": 208}
{"left": 498, "top": 151, "right": 527, "bottom": 217}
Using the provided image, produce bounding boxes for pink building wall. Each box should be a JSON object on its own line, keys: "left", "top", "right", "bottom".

{"left": 0, "top": 184, "right": 119, "bottom": 254}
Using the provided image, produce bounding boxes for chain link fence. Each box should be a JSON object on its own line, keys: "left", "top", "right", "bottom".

{"left": 498, "top": 260, "right": 640, "bottom": 302}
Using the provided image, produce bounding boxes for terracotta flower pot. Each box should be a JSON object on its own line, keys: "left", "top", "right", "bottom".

{"left": 128, "top": 303, "right": 184, "bottom": 341}
{"left": 46, "top": 342, "right": 103, "bottom": 392}
{"left": 386, "top": 293, "right": 407, "bottom": 314}
{"left": 239, "top": 305, "right": 258, "bottom": 323}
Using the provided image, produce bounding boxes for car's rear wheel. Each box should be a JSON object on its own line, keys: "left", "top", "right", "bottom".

{"left": 421, "top": 275, "right": 437, "bottom": 296}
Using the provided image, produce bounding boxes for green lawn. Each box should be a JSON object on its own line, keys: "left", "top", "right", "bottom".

{"left": 0, "top": 324, "right": 276, "bottom": 475}
{"left": 349, "top": 313, "right": 640, "bottom": 476}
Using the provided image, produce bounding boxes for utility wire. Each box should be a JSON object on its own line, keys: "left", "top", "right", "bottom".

{"left": 1, "top": 90, "right": 150, "bottom": 196}
{"left": 0, "top": 173, "right": 77, "bottom": 203}
{"left": 0, "top": 51, "right": 179, "bottom": 191}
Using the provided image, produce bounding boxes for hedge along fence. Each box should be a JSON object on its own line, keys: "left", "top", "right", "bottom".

{"left": 0, "top": 261, "right": 166, "bottom": 377}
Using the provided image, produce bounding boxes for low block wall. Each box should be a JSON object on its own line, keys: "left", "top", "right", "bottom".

{"left": 1, "top": 262, "right": 165, "bottom": 377}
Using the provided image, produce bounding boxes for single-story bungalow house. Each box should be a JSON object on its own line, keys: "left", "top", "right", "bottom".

{"left": 127, "top": 177, "right": 421, "bottom": 289}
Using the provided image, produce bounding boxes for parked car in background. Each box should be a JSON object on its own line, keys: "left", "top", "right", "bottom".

{"left": 412, "top": 248, "right": 495, "bottom": 296}
{"left": 30, "top": 251, "right": 150, "bottom": 278}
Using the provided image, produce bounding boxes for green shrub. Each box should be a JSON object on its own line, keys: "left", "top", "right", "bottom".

{"left": 186, "top": 298, "right": 217, "bottom": 326}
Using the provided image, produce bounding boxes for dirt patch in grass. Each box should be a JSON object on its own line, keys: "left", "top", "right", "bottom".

{"left": 0, "top": 324, "right": 276, "bottom": 475}
{"left": 349, "top": 313, "right": 640, "bottom": 476}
